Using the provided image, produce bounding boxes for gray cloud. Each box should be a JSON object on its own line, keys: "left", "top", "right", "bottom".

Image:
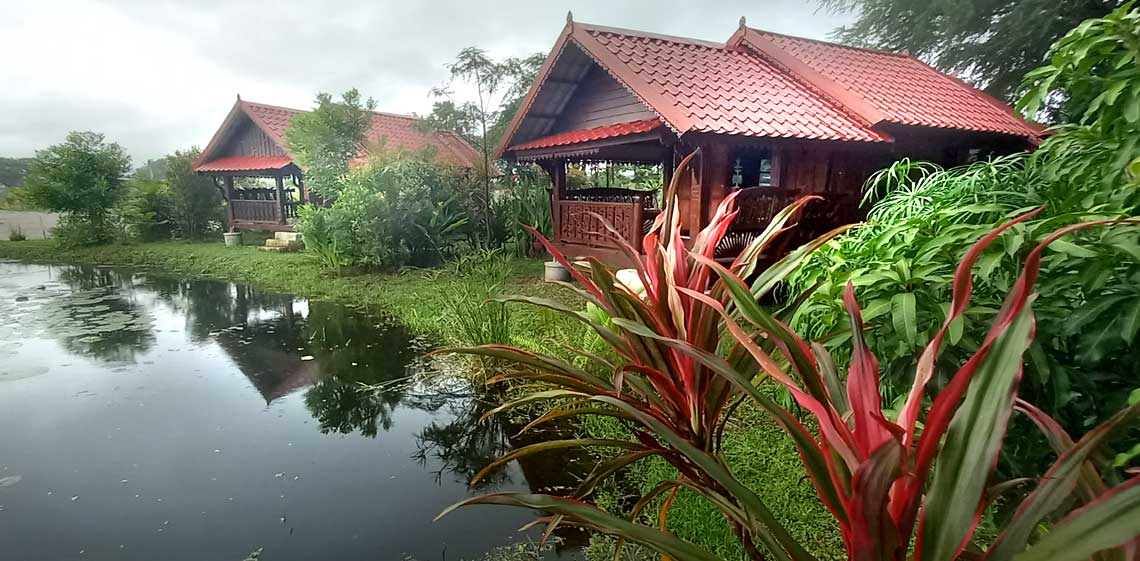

{"left": 1, "top": 0, "right": 850, "bottom": 163}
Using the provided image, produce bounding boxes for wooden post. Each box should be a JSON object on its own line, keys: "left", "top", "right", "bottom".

{"left": 274, "top": 175, "right": 286, "bottom": 224}
{"left": 632, "top": 194, "right": 645, "bottom": 254}
{"left": 296, "top": 175, "right": 306, "bottom": 203}
{"left": 224, "top": 176, "right": 236, "bottom": 232}
{"left": 551, "top": 159, "right": 566, "bottom": 245}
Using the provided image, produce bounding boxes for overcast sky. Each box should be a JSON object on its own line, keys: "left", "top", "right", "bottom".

{"left": 0, "top": 0, "right": 852, "bottom": 163}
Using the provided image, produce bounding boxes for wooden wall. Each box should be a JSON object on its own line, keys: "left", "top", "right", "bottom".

{"left": 552, "top": 67, "right": 656, "bottom": 133}
{"left": 219, "top": 118, "right": 286, "bottom": 158}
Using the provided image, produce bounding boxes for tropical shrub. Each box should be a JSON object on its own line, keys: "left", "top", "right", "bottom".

{"left": 499, "top": 169, "right": 553, "bottom": 257}
{"left": 24, "top": 131, "right": 131, "bottom": 246}
{"left": 439, "top": 152, "right": 1140, "bottom": 561}
{"left": 295, "top": 151, "right": 469, "bottom": 271}
{"left": 117, "top": 179, "right": 175, "bottom": 241}
{"left": 164, "top": 148, "right": 223, "bottom": 238}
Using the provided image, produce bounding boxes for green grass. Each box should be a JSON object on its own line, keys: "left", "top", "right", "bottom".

{"left": 0, "top": 239, "right": 578, "bottom": 348}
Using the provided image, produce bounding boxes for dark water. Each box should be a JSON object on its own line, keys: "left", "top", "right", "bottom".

{"left": 0, "top": 262, "right": 580, "bottom": 561}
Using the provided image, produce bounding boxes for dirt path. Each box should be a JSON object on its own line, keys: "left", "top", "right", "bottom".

{"left": 0, "top": 210, "right": 57, "bottom": 240}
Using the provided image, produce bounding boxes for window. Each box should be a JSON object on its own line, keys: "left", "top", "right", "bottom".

{"left": 729, "top": 146, "right": 778, "bottom": 188}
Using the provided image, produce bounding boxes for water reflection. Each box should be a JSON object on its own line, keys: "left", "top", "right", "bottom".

{"left": 0, "top": 261, "right": 582, "bottom": 561}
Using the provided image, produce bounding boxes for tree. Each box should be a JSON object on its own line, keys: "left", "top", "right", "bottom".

{"left": 285, "top": 89, "right": 376, "bottom": 198}
{"left": 25, "top": 131, "right": 131, "bottom": 244}
{"left": 164, "top": 148, "right": 223, "bottom": 238}
{"left": 818, "top": 0, "right": 1125, "bottom": 116}
{"left": 422, "top": 48, "right": 544, "bottom": 245}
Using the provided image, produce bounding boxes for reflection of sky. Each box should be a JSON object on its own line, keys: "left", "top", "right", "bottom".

{"left": 0, "top": 262, "right": 565, "bottom": 561}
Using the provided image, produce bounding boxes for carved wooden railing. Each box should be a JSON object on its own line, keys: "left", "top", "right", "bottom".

{"left": 556, "top": 199, "right": 645, "bottom": 252}
{"left": 231, "top": 199, "right": 280, "bottom": 223}
{"left": 282, "top": 201, "right": 302, "bottom": 220}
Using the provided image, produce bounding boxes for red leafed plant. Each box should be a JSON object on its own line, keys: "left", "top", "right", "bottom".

{"left": 438, "top": 152, "right": 1140, "bottom": 561}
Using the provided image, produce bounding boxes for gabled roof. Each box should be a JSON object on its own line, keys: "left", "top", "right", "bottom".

{"left": 195, "top": 99, "right": 482, "bottom": 172}
{"left": 728, "top": 27, "right": 1037, "bottom": 138}
{"left": 499, "top": 17, "right": 1039, "bottom": 158}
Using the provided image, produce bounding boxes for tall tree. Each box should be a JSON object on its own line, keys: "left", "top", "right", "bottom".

{"left": 25, "top": 131, "right": 131, "bottom": 243}
{"left": 422, "top": 49, "right": 544, "bottom": 245}
{"left": 286, "top": 89, "right": 376, "bottom": 197}
{"left": 819, "top": 0, "right": 1125, "bottom": 117}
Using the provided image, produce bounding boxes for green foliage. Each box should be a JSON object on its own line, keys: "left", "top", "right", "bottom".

{"left": 498, "top": 171, "right": 552, "bottom": 257}
{"left": 117, "top": 179, "right": 175, "bottom": 241}
{"left": 819, "top": 0, "right": 1122, "bottom": 110}
{"left": 8, "top": 226, "right": 26, "bottom": 242}
{"left": 436, "top": 249, "right": 514, "bottom": 358}
{"left": 295, "top": 150, "right": 471, "bottom": 271}
{"left": 285, "top": 89, "right": 376, "bottom": 198}
{"left": 0, "top": 185, "right": 40, "bottom": 210}
{"left": 1019, "top": 2, "right": 1140, "bottom": 175}
{"left": 163, "top": 148, "right": 223, "bottom": 238}
{"left": 25, "top": 131, "right": 131, "bottom": 245}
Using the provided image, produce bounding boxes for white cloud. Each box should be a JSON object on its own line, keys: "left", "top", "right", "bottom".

{"left": 0, "top": 0, "right": 850, "bottom": 163}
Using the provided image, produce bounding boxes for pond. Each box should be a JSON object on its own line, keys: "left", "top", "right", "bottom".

{"left": 0, "top": 261, "right": 583, "bottom": 561}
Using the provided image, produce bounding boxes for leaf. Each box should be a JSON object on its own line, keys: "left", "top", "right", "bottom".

{"left": 1121, "top": 297, "right": 1140, "bottom": 344}
{"left": 891, "top": 292, "right": 918, "bottom": 346}
{"left": 1011, "top": 477, "right": 1140, "bottom": 561}
{"left": 1048, "top": 239, "right": 1099, "bottom": 258}
{"left": 985, "top": 399, "right": 1140, "bottom": 561}
{"left": 437, "top": 493, "right": 725, "bottom": 561}
{"left": 470, "top": 439, "right": 644, "bottom": 486}
{"left": 919, "top": 300, "right": 1036, "bottom": 561}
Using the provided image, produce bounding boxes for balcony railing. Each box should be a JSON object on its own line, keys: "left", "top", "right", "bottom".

{"left": 231, "top": 200, "right": 280, "bottom": 223}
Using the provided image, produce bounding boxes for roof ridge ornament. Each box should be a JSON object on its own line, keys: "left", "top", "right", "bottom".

{"left": 739, "top": 16, "right": 746, "bottom": 29}
{"left": 566, "top": 10, "right": 574, "bottom": 30}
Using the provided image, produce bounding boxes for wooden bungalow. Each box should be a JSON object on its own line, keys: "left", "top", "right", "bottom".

{"left": 499, "top": 14, "right": 1041, "bottom": 266}
{"left": 194, "top": 97, "right": 481, "bottom": 232}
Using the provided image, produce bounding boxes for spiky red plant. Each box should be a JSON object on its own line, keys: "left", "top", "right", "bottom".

{"left": 440, "top": 152, "right": 1140, "bottom": 561}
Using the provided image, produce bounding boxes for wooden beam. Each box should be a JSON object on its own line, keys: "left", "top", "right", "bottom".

{"left": 552, "top": 159, "right": 566, "bottom": 245}
{"left": 274, "top": 175, "right": 286, "bottom": 225}
{"left": 224, "top": 176, "right": 236, "bottom": 232}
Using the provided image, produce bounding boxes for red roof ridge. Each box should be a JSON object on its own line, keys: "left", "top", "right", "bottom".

{"left": 577, "top": 21, "right": 726, "bottom": 49}
{"left": 743, "top": 27, "right": 914, "bottom": 59}
{"left": 240, "top": 99, "right": 422, "bottom": 123}
{"left": 728, "top": 28, "right": 889, "bottom": 129}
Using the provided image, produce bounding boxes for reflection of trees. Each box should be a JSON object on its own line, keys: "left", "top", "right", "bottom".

{"left": 46, "top": 266, "right": 154, "bottom": 362}
{"left": 414, "top": 394, "right": 514, "bottom": 487}
{"left": 300, "top": 302, "right": 421, "bottom": 437}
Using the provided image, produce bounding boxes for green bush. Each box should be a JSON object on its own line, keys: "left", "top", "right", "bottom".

{"left": 117, "top": 179, "right": 175, "bottom": 241}
{"left": 295, "top": 151, "right": 470, "bottom": 271}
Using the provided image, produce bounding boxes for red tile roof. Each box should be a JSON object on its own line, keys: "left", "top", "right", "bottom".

{"left": 577, "top": 25, "right": 889, "bottom": 142}
{"left": 736, "top": 29, "right": 1037, "bottom": 138}
{"left": 195, "top": 100, "right": 482, "bottom": 173}
{"left": 194, "top": 155, "right": 293, "bottom": 172}
{"left": 510, "top": 118, "right": 663, "bottom": 151}
{"left": 498, "top": 19, "right": 1038, "bottom": 157}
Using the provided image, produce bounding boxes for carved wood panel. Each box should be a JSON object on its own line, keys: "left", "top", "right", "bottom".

{"left": 557, "top": 200, "right": 641, "bottom": 250}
